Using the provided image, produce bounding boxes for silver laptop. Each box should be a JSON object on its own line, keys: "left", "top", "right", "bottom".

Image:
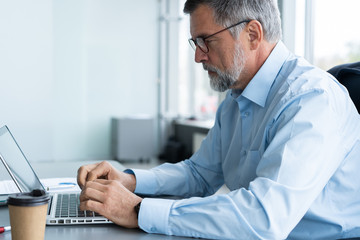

{"left": 0, "top": 125, "right": 112, "bottom": 225}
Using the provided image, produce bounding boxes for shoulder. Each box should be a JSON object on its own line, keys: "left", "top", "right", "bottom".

{"left": 274, "top": 57, "right": 344, "bottom": 102}
{"left": 264, "top": 57, "right": 352, "bottom": 123}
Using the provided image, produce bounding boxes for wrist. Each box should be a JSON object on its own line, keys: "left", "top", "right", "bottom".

{"left": 123, "top": 169, "right": 137, "bottom": 192}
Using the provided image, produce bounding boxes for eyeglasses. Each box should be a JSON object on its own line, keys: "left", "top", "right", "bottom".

{"left": 188, "top": 20, "right": 251, "bottom": 53}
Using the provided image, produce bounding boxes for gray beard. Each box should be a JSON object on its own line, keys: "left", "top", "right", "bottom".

{"left": 203, "top": 43, "right": 246, "bottom": 92}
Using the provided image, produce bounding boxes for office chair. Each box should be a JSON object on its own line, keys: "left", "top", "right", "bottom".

{"left": 328, "top": 62, "right": 360, "bottom": 113}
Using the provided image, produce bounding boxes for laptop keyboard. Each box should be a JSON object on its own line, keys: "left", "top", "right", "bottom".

{"left": 55, "top": 193, "right": 101, "bottom": 218}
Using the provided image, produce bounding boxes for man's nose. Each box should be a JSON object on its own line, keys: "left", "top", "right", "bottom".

{"left": 194, "top": 47, "right": 208, "bottom": 63}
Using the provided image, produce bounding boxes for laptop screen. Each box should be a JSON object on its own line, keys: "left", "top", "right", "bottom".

{"left": 0, "top": 126, "right": 44, "bottom": 192}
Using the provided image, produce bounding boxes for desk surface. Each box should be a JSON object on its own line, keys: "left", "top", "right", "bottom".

{"left": 0, "top": 160, "right": 191, "bottom": 240}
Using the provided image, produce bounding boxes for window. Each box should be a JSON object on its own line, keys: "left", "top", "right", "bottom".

{"left": 158, "top": 0, "right": 220, "bottom": 122}
{"left": 281, "top": 0, "right": 360, "bottom": 70}
{"left": 312, "top": 0, "right": 360, "bottom": 70}
{"left": 178, "top": 0, "right": 219, "bottom": 119}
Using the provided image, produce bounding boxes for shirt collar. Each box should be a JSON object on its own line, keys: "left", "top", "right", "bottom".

{"left": 231, "top": 41, "right": 290, "bottom": 107}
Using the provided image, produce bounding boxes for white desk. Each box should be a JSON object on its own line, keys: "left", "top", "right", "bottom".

{"left": 0, "top": 160, "right": 192, "bottom": 240}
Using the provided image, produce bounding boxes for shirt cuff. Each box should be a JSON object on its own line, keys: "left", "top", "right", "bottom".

{"left": 138, "top": 198, "right": 174, "bottom": 235}
{"left": 124, "top": 168, "right": 158, "bottom": 195}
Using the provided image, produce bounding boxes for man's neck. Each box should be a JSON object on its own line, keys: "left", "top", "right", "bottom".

{"left": 231, "top": 42, "right": 277, "bottom": 90}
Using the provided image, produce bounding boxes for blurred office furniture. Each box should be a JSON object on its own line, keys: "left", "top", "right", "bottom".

{"left": 328, "top": 61, "right": 360, "bottom": 112}
{"left": 166, "top": 119, "right": 213, "bottom": 162}
{"left": 111, "top": 117, "right": 155, "bottom": 162}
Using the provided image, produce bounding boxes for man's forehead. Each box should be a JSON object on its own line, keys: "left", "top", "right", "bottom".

{"left": 189, "top": 4, "right": 219, "bottom": 37}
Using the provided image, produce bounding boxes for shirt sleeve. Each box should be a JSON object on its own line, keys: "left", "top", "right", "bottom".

{"left": 129, "top": 111, "right": 226, "bottom": 198}
{"left": 138, "top": 193, "right": 264, "bottom": 239}
{"left": 125, "top": 168, "right": 158, "bottom": 195}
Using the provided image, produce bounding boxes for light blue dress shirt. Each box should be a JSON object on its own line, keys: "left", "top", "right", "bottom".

{"left": 130, "top": 42, "right": 360, "bottom": 239}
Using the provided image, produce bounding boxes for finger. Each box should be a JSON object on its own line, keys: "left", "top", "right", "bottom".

{"left": 77, "top": 163, "right": 98, "bottom": 188}
{"left": 79, "top": 199, "right": 103, "bottom": 214}
{"left": 85, "top": 180, "right": 111, "bottom": 192}
{"left": 79, "top": 183, "right": 105, "bottom": 203}
{"left": 93, "top": 179, "right": 113, "bottom": 185}
{"left": 92, "top": 179, "right": 129, "bottom": 194}
{"left": 86, "top": 161, "right": 112, "bottom": 182}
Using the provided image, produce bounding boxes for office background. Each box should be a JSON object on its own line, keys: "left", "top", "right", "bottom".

{"left": 0, "top": 0, "right": 158, "bottom": 161}
{"left": 0, "top": 0, "right": 359, "bottom": 163}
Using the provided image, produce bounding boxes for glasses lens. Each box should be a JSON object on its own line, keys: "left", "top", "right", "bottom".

{"left": 188, "top": 38, "right": 208, "bottom": 53}
{"left": 196, "top": 38, "right": 208, "bottom": 53}
{"left": 188, "top": 39, "right": 197, "bottom": 51}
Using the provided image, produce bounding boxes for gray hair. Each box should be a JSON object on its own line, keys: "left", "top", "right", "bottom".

{"left": 183, "top": 0, "right": 282, "bottom": 43}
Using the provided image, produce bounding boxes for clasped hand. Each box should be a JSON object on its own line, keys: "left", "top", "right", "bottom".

{"left": 77, "top": 161, "right": 142, "bottom": 228}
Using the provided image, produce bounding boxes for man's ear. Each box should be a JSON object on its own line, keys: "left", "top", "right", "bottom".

{"left": 246, "top": 20, "right": 263, "bottom": 50}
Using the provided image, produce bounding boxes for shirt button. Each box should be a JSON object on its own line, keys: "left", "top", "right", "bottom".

{"left": 243, "top": 112, "right": 250, "bottom": 118}
{"left": 150, "top": 227, "right": 157, "bottom": 232}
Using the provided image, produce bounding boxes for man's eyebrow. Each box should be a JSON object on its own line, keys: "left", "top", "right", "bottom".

{"left": 193, "top": 33, "right": 213, "bottom": 40}
{"left": 198, "top": 35, "right": 208, "bottom": 39}
{"left": 191, "top": 33, "right": 206, "bottom": 39}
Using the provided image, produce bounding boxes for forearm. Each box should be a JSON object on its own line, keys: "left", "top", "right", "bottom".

{"left": 138, "top": 190, "right": 266, "bottom": 239}
{"left": 138, "top": 175, "right": 333, "bottom": 240}
{"left": 131, "top": 159, "right": 223, "bottom": 197}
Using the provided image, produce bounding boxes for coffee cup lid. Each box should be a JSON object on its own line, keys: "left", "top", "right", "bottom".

{"left": 7, "top": 189, "right": 50, "bottom": 206}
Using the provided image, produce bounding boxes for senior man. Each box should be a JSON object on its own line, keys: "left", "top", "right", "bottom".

{"left": 78, "top": 0, "right": 360, "bottom": 239}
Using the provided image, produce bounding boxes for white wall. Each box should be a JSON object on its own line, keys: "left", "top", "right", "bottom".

{"left": 0, "top": 0, "right": 158, "bottom": 161}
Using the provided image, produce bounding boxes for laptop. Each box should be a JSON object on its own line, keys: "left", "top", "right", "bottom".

{"left": 0, "top": 125, "right": 112, "bottom": 225}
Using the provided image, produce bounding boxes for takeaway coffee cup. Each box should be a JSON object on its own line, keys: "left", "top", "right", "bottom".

{"left": 7, "top": 189, "right": 50, "bottom": 240}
